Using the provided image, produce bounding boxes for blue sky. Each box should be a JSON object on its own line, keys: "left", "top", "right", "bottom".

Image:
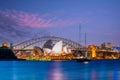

{"left": 0, "top": 0, "right": 120, "bottom": 46}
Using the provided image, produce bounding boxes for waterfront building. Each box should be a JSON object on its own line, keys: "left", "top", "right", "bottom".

{"left": 106, "top": 42, "right": 112, "bottom": 49}
{"left": 88, "top": 45, "right": 97, "bottom": 59}
{"left": 113, "top": 47, "right": 120, "bottom": 52}
{"left": 51, "top": 41, "right": 63, "bottom": 54}
{"left": 0, "top": 42, "right": 17, "bottom": 60}
{"left": 43, "top": 40, "right": 72, "bottom": 55}
{"left": 33, "top": 46, "right": 43, "bottom": 56}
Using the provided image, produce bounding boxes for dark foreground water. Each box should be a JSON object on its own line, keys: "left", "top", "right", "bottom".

{"left": 0, "top": 59, "right": 120, "bottom": 80}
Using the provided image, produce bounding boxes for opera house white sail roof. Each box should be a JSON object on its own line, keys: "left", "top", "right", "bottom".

{"left": 43, "top": 48, "right": 52, "bottom": 54}
{"left": 51, "top": 41, "right": 63, "bottom": 54}
{"left": 43, "top": 40, "right": 71, "bottom": 54}
{"left": 63, "top": 46, "right": 68, "bottom": 53}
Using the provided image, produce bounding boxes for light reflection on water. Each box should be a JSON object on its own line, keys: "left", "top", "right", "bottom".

{"left": 47, "top": 61, "right": 65, "bottom": 80}
{"left": 0, "top": 60, "right": 120, "bottom": 80}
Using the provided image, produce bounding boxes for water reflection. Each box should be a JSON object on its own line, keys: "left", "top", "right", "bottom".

{"left": 0, "top": 61, "right": 14, "bottom": 80}
{"left": 47, "top": 61, "right": 65, "bottom": 80}
{"left": 91, "top": 70, "right": 96, "bottom": 80}
{"left": 89, "top": 60, "right": 120, "bottom": 80}
{"left": 0, "top": 60, "right": 120, "bottom": 80}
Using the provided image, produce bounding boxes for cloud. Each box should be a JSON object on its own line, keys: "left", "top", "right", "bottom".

{"left": 0, "top": 9, "right": 80, "bottom": 43}
{"left": 0, "top": 12, "right": 30, "bottom": 43}
{"left": 0, "top": 10, "right": 77, "bottom": 28}
{"left": 0, "top": 10, "right": 52, "bottom": 43}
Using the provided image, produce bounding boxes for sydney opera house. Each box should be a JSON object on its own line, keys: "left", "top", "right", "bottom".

{"left": 16, "top": 39, "right": 73, "bottom": 60}
{"left": 28, "top": 39, "right": 73, "bottom": 60}
{"left": 43, "top": 40, "right": 72, "bottom": 56}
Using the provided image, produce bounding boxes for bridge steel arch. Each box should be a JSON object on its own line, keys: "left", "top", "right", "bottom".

{"left": 13, "top": 36, "right": 83, "bottom": 50}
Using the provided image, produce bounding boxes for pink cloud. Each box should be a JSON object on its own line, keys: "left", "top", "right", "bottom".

{"left": 0, "top": 10, "right": 78, "bottom": 28}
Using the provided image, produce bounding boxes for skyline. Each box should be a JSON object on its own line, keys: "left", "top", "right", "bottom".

{"left": 0, "top": 0, "right": 120, "bottom": 46}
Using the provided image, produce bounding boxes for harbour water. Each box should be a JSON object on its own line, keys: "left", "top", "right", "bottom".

{"left": 0, "top": 59, "right": 120, "bottom": 80}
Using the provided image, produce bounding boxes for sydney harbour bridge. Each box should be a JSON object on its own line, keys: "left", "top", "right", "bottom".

{"left": 13, "top": 36, "right": 83, "bottom": 50}
{"left": 9, "top": 36, "right": 120, "bottom": 60}
{"left": 11, "top": 36, "right": 84, "bottom": 60}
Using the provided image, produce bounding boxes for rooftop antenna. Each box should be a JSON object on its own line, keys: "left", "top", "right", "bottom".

{"left": 77, "top": 24, "right": 82, "bottom": 57}
{"left": 85, "top": 32, "right": 86, "bottom": 49}
{"left": 79, "top": 24, "right": 81, "bottom": 47}
{"left": 85, "top": 32, "right": 88, "bottom": 58}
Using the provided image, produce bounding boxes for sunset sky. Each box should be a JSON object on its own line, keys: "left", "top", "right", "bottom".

{"left": 0, "top": 0, "right": 120, "bottom": 46}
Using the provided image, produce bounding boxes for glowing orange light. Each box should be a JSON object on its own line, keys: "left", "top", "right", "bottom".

{"left": 2, "top": 42, "right": 9, "bottom": 47}
{"left": 88, "top": 45, "right": 96, "bottom": 58}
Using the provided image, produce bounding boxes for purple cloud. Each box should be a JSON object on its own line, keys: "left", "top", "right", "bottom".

{"left": 0, "top": 10, "right": 77, "bottom": 28}
{"left": 0, "top": 11, "right": 42, "bottom": 42}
